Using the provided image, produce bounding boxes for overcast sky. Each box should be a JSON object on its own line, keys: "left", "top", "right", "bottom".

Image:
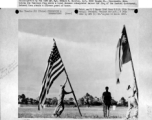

{"left": 18, "top": 19, "right": 139, "bottom": 101}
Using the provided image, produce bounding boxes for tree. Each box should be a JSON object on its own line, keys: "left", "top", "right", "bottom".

{"left": 121, "top": 97, "right": 126, "bottom": 105}
{"left": 45, "top": 98, "right": 52, "bottom": 106}
{"left": 45, "top": 98, "right": 49, "bottom": 105}
{"left": 21, "top": 94, "right": 26, "bottom": 100}
{"left": 78, "top": 97, "right": 85, "bottom": 106}
{"left": 33, "top": 99, "right": 38, "bottom": 105}
{"left": 30, "top": 98, "right": 34, "bottom": 104}
{"left": 63, "top": 99, "right": 69, "bottom": 105}
{"left": 92, "top": 97, "right": 102, "bottom": 106}
{"left": 94, "top": 97, "right": 99, "bottom": 101}
{"left": 68, "top": 98, "right": 75, "bottom": 105}
{"left": 48, "top": 98, "right": 52, "bottom": 106}
{"left": 83, "top": 93, "right": 94, "bottom": 107}
{"left": 111, "top": 98, "right": 117, "bottom": 105}
{"left": 69, "top": 97, "right": 74, "bottom": 102}
{"left": 51, "top": 97, "right": 58, "bottom": 105}
{"left": 26, "top": 98, "right": 29, "bottom": 104}
{"left": 19, "top": 94, "right": 26, "bottom": 104}
{"left": 119, "top": 97, "right": 127, "bottom": 106}
{"left": 18, "top": 95, "right": 22, "bottom": 104}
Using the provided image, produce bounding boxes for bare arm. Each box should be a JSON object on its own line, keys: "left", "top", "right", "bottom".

{"left": 63, "top": 77, "right": 73, "bottom": 94}
{"left": 63, "top": 77, "right": 68, "bottom": 87}
{"left": 64, "top": 90, "right": 73, "bottom": 95}
{"left": 102, "top": 93, "right": 104, "bottom": 103}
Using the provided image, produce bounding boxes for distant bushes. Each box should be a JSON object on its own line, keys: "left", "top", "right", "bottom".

{"left": 19, "top": 93, "right": 128, "bottom": 107}
{"left": 117, "top": 97, "right": 128, "bottom": 107}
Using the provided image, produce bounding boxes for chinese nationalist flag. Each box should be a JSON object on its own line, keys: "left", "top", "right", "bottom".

{"left": 115, "top": 25, "right": 132, "bottom": 83}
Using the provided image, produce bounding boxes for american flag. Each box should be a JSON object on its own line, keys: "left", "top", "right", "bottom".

{"left": 38, "top": 40, "right": 65, "bottom": 110}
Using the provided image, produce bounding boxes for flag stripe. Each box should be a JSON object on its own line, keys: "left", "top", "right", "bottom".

{"left": 42, "top": 63, "right": 50, "bottom": 84}
{"left": 39, "top": 64, "right": 51, "bottom": 100}
{"left": 39, "top": 78, "right": 48, "bottom": 104}
{"left": 39, "top": 74, "right": 49, "bottom": 102}
{"left": 42, "top": 59, "right": 61, "bottom": 84}
{"left": 48, "top": 60, "right": 63, "bottom": 78}
{"left": 47, "top": 64, "right": 64, "bottom": 87}
{"left": 47, "top": 67, "right": 65, "bottom": 94}
{"left": 40, "top": 88, "right": 46, "bottom": 103}
{"left": 52, "top": 58, "right": 62, "bottom": 69}
{"left": 48, "top": 58, "right": 62, "bottom": 72}
{"left": 49, "top": 62, "right": 63, "bottom": 77}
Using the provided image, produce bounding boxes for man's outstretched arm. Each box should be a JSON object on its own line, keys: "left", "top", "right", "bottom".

{"left": 64, "top": 90, "right": 73, "bottom": 94}
{"left": 63, "top": 77, "right": 68, "bottom": 87}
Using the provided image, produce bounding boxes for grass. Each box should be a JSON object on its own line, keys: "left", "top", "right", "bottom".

{"left": 18, "top": 106, "right": 136, "bottom": 119}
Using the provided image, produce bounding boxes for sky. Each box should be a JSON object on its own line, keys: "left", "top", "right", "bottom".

{"left": 18, "top": 19, "right": 139, "bottom": 101}
{"left": 137, "top": 10, "right": 152, "bottom": 107}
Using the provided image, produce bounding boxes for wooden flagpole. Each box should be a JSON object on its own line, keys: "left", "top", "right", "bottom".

{"left": 53, "top": 39, "right": 82, "bottom": 116}
{"left": 64, "top": 70, "right": 82, "bottom": 116}
{"left": 130, "top": 57, "right": 139, "bottom": 100}
{"left": 124, "top": 26, "right": 139, "bottom": 100}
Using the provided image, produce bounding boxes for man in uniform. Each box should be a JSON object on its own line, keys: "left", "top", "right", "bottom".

{"left": 102, "top": 86, "right": 112, "bottom": 117}
{"left": 53, "top": 79, "right": 73, "bottom": 117}
{"left": 125, "top": 83, "right": 138, "bottom": 120}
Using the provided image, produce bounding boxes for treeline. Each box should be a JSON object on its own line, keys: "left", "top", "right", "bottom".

{"left": 18, "top": 93, "right": 128, "bottom": 107}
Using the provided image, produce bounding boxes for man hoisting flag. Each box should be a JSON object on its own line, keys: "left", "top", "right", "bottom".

{"left": 53, "top": 78, "right": 73, "bottom": 117}
{"left": 115, "top": 25, "right": 139, "bottom": 119}
{"left": 38, "top": 39, "right": 82, "bottom": 117}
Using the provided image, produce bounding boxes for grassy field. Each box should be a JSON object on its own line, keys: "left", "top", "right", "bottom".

{"left": 18, "top": 106, "right": 136, "bottom": 119}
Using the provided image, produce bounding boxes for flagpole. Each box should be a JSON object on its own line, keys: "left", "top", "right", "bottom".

{"left": 53, "top": 39, "right": 82, "bottom": 116}
{"left": 124, "top": 26, "right": 139, "bottom": 100}
{"left": 64, "top": 70, "right": 82, "bottom": 117}
{"left": 130, "top": 56, "right": 139, "bottom": 100}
